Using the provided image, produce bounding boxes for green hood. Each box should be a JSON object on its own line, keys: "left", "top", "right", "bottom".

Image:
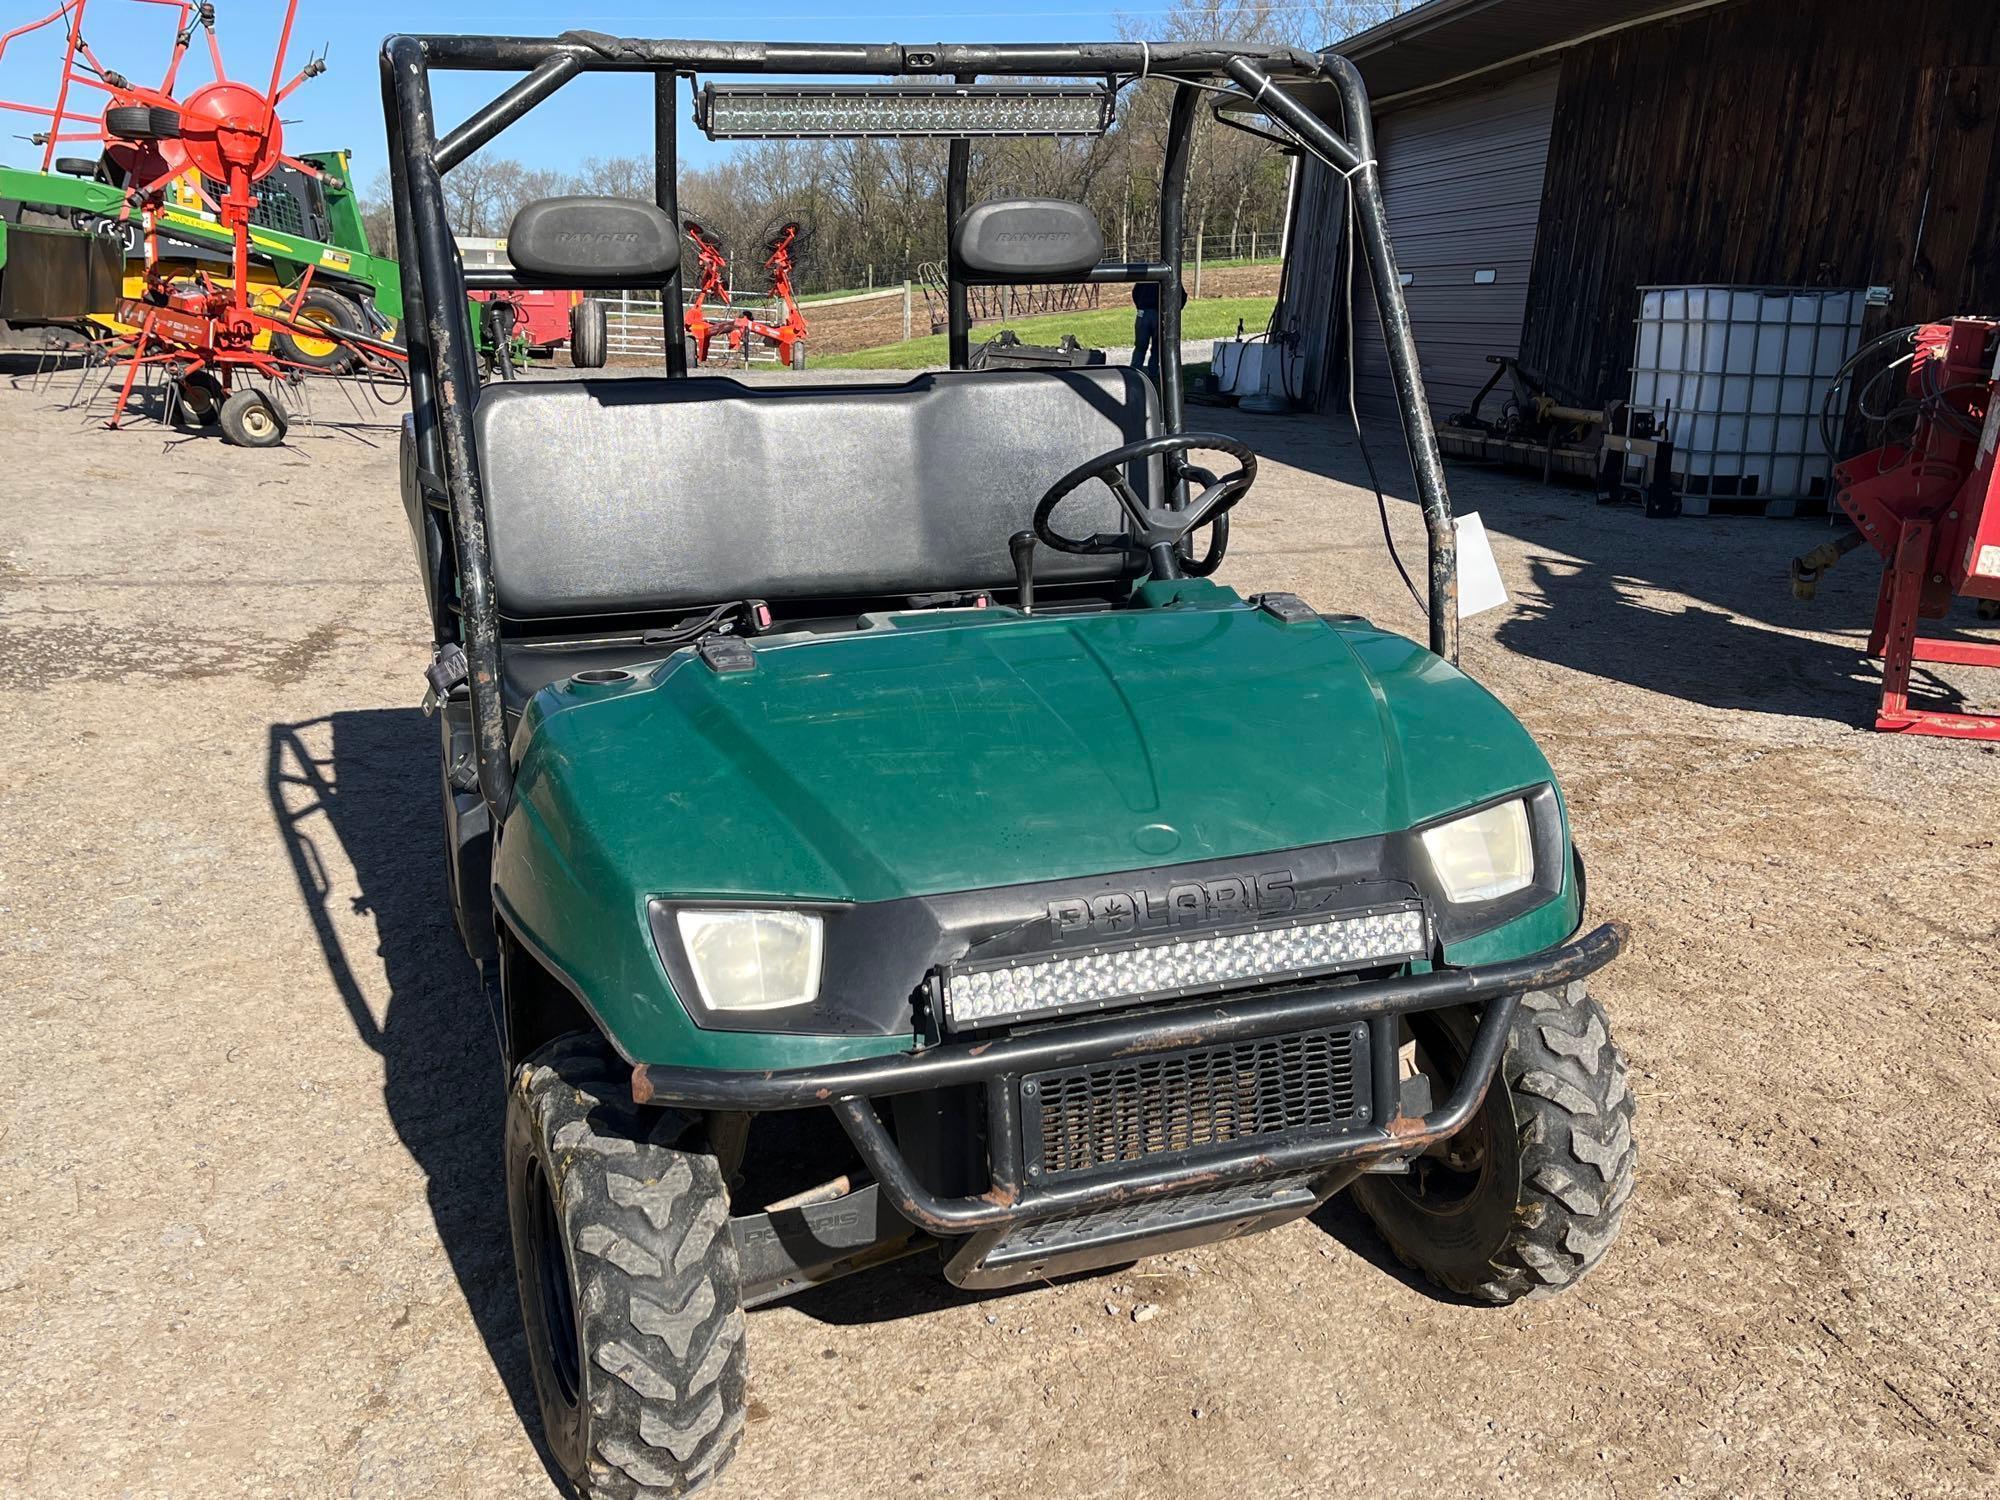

{"left": 495, "top": 585, "right": 1567, "bottom": 1065}
{"left": 508, "top": 593, "right": 1554, "bottom": 902}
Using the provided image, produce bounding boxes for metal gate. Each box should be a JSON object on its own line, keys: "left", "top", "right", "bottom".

{"left": 600, "top": 289, "right": 789, "bottom": 364}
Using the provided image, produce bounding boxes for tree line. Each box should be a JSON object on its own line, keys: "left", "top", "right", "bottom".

{"left": 359, "top": 0, "right": 1410, "bottom": 295}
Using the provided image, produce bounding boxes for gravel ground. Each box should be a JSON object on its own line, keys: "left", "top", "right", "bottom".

{"left": 1, "top": 356, "right": 1996, "bottom": 1498}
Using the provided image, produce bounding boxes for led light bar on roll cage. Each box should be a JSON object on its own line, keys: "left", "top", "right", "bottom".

{"left": 942, "top": 903, "right": 1429, "bottom": 1031}
{"left": 695, "top": 83, "right": 1114, "bottom": 140}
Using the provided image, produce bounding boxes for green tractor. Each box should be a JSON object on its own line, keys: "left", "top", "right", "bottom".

{"left": 387, "top": 28, "right": 1635, "bottom": 1499}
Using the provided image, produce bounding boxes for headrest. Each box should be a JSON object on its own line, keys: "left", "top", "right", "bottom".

{"left": 504, "top": 196, "right": 679, "bottom": 285}
{"left": 951, "top": 198, "right": 1105, "bottom": 283}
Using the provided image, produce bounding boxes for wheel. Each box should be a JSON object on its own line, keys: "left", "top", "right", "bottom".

{"left": 54, "top": 156, "right": 100, "bottom": 178}
{"left": 177, "top": 371, "right": 223, "bottom": 427}
{"left": 218, "top": 388, "right": 287, "bottom": 448}
{"left": 508, "top": 1034, "right": 748, "bottom": 1498}
{"left": 570, "top": 298, "right": 608, "bottom": 369}
{"left": 105, "top": 104, "right": 180, "bottom": 140}
{"left": 271, "top": 287, "right": 366, "bottom": 373}
{"left": 1353, "top": 981, "right": 1635, "bottom": 1303}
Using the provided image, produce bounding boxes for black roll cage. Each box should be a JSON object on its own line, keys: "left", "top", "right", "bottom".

{"left": 380, "top": 32, "right": 1457, "bottom": 822}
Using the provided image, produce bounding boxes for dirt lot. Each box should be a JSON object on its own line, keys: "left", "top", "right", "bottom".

{"left": 1, "top": 358, "right": 1996, "bottom": 1499}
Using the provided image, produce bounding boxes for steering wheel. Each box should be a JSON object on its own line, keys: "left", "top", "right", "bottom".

{"left": 1033, "top": 432, "right": 1258, "bottom": 580}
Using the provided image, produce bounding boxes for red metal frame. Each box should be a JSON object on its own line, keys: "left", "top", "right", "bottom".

{"left": 727, "top": 221, "right": 809, "bottom": 367}
{"left": 0, "top": 0, "right": 190, "bottom": 167}
{"left": 682, "top": 220, "right": 730, "bottom": 364}
{"left": 1, "top": 0, "right": 410, "bottom": 428}
{"left": 1836, "top": 318, "right": 2000, "bottom": 739}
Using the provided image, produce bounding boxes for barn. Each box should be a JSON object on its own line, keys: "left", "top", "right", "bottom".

{"left": 1276, "top": 0, "right": 2000, "bottom": 435}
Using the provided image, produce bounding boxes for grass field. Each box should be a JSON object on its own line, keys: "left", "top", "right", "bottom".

{"left": 796, "top": 257, "right": 1279, "bottom": 306}
{"left": 816, "top": 296, "right": 1277, "bottom": 369}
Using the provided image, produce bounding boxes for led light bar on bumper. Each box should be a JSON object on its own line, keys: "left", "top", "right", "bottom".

{"left": 943, "top": 904, "right": 1428, "bottom": 1030}
{"left": 695, "top": 84, "right": 1114, "bottom": 140}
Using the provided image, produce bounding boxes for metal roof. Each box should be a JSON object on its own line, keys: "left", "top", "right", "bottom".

{"left": 1336, "top": 0, "right": 1738, "bottom": 104}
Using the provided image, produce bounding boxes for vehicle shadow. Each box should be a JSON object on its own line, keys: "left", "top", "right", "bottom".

{"left": 1214, "top": 409, "right": 1989, "bottom": 723}
{"left": 1306, "top": 1190, "right": 1489, "bottom": 1307}
{"left": 266, "top": 711, "right": 1035, "bottom": 1361}
{"left": 780, "top": 1245, "right": 1115, "bottom": 1325}
{"left": 266, "top": 707, "right": 568, "bottom": 1492}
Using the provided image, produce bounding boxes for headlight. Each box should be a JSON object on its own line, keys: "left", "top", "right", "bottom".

{"left": 674, "top": 909, "right": 824, "bottom": 1011}
{"left": 1420, "top": 799, "right": 1534, "bottom": 903}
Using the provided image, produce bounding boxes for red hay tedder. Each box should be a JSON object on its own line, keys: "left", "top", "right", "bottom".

{"left": 679, "top": 218, "right": 808, "bottom": 369}
{"left": 681, "top": 218, "right": 730, "bottom": 364}
{"left": 728, "top": 220, "right": 807, "bottom": 369}
{"left": 4, "top": 0, "right": 403, "bottom": 443}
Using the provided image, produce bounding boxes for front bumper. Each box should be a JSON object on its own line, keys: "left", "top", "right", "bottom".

{"left": 634, "top": 921, "right": 1625, "bottom": 1239}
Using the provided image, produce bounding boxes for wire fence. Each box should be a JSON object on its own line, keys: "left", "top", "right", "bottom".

{"left": 791, "top": 227, "right": 1285, "bottom": 300}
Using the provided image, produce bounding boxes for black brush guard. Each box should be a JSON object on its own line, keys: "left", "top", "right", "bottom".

{"left": 637, "top": 923, "right": 1624, "bottom": 1274}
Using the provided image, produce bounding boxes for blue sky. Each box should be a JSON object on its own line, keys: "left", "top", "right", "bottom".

{"left": 1, "top": 0, "right": 1212, "bottom": 194}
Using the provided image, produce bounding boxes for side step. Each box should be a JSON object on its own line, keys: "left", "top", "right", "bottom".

{"left": 942, "top": 1175, "right": 1324, "bottom": 1290}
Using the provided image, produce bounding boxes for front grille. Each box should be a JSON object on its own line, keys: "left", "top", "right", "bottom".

{"left": 1023, "top": 1023, "right": 1372, "bottom": 1178}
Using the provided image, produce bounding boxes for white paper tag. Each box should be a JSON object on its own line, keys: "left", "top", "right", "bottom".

{"left": 1454, "top": 512, "right": 1508, "bottom": 619}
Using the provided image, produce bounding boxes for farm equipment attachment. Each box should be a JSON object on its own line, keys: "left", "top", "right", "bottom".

{"left": 722, "top": 219, "right": 807, "bottom": 367}
{"left": 1443, "top": 354, "right": 1678, "bottom": 515}
{"left": 680, "top": 217, "right": 729, "bottom": 363}
{"left": 1793, "top": 317, "right": 2000, "bottom": 738}
{"left": 76, "top": 0, "right": 404, "bottom": 439}
{"left": 0, "top": 0, "right": 458, "bottom": 432}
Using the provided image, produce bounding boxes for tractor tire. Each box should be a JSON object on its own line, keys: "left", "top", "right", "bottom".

{"left": 54, "top": 156, "right": 100, "bottom": 178}
{"left": 507, "top": 1033, "right": 748, "bottom": 1499}
{"left": 177, "top": 371, "right": 224, "bottom": 427}
{"left": 272, "top": 287, "right": 366, "bottom": 373}
{"left": 105, "top": 104, "right": 180, "bottom": 140}
{"left": 1352, "top": 981, "right": 1634, "bottom": 1304}
{"left": 218, "top": 388, "right": 287, "bottom": 448}
{"left": 570, "top": 298, "right": 608, "bottom": 369}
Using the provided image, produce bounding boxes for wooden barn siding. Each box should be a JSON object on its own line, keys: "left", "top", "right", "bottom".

{"left": 1520, "top": 0, "right": 2000, "bottom": 407}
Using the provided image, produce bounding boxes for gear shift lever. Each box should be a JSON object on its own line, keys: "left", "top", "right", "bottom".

{"left": 1008, "top": 530, "right": 1037, "bottom": 615}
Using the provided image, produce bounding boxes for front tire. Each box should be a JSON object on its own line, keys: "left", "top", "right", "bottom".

{"left": 1353, "top": 981, "right": 1635, "bottom": 1303}
{"left": 507, "top": 1034, "right": 748, "bottom": 1498}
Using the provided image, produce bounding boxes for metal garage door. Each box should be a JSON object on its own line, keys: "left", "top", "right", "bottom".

{"left": 1354, "top": 67, "right": 1559, "bottom": 423}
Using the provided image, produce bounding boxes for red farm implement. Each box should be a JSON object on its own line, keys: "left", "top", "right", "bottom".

{"left": 681, "top": 218, "right": 731, "bottom": 364}
{"left": 724, "top": 220, "right": 808, "bottom": 369}
{"left": 3, "top": 0, "right": 403, "bottom": 442}
{"left": 679, "top": 219, "right": 808, "bottom": 368}
{"left": 1795, "top": 317, "right": 2000, "bottom": 739}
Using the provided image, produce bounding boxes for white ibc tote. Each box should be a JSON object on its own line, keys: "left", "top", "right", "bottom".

{"left": 1630, "top": 286, "right": 1866, "bottom": 508}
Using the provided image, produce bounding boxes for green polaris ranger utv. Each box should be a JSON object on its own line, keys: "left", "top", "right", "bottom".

{"left": 384, "top": 29, "right": 1634, "bottom": 1497}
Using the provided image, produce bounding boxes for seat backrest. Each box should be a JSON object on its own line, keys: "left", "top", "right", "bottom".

{"left": 473, "top": 367, "right": 1158, "bottom": 621}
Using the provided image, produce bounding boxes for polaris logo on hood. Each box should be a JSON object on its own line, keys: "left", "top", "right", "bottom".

{"left": 1047, "top": 869, "right": 1312, "bottom": 942}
